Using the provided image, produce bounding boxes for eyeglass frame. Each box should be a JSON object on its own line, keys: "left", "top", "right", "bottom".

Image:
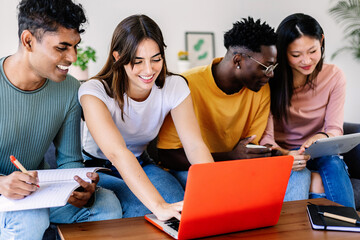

{"left": 238, "top": 52, "right": 278, "bottom": 75}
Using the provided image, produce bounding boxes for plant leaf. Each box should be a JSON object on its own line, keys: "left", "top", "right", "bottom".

{"left": 328, "top": 0, "right": 360, "bottom": 60}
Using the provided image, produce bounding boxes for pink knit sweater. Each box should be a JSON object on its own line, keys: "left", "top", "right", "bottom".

{"left": 260, "top": 64, "right": 346, "bottom": 150}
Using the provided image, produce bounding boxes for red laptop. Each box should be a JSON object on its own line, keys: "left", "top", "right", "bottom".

{"left": 145, "top": 155, "right": 293, "bottom": 239}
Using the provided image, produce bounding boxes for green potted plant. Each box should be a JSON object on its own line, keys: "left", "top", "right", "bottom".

{"left": 329, "top": 0, "right": 360, "bottom": 61}
{"left": 69, "top": 45, "right": 97, "bottom": 81}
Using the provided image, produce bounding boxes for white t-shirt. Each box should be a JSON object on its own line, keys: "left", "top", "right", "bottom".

{"left": 78, "top": 75, "right": 190, "bottom": 158}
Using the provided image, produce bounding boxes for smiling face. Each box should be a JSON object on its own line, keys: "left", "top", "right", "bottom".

{"left": 239, "top": 45, "right": 277, "bottom": 92}
{"left": 27, "top": 26, "right": 81, "bottom": 83}
{"left": 286, "top": 35, "right": 322, "bottom": 78}
{"left": 123, "top": 38, "right": 163, "bottom": 101}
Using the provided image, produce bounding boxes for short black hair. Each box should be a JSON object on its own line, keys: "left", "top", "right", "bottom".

{"left": 224, "top": 17, "right": 277, "bottom": 52}
{"left": 17, "top": 0, "right": 87, "bottom": 40}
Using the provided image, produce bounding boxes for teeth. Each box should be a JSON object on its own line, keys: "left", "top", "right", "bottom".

{"left": 57, "top": 65, "right": 69, "bottom": 70}
{"left": 139, "top": 75, "right": 153, "bottom": 80}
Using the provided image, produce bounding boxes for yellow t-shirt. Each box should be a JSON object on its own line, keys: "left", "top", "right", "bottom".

{"left": 157, "top": 58, "right": 270, "bottom": 152}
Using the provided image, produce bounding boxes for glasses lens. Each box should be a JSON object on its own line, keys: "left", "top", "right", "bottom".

{"left": 265, "top": 64, "right": 278, "bottom": 75}
{"left": 265, "top": 67, "right": 272, "bottom": 75}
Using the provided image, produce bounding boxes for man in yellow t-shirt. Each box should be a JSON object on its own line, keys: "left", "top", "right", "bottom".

{"left": 157, "top": 17, "right": 278, "bottom": 186}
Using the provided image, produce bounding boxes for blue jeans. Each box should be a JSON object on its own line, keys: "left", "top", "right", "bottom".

{"left": 170, "top": 170, "right": 188, "bottom": 189}
{"left": 307, "top": 155, "right": 355, "bottom": 208}
{"left": 171, "top": 168, "right": 311, "bottom": 202}
{"left": 84, "top": 152, "right": 185, "bottom": 218}
{"left": 0, "top": 188, "right": 122, "bottom": 240}
{"left": 283, "top": 168, "right": 311, "bottom": 201}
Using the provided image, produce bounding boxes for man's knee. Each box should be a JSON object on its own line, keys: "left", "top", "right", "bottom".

{"left": 1, "top": 209, "right": 50, "bottom": 240}
{"left": 49, "top": 188, "right": 122, "bottom": 223}
{"left": 93, "top": 188, "right": 123, "bottom": 219}
{"left": 18, "top": 209, "right": 50, "bottom": 233}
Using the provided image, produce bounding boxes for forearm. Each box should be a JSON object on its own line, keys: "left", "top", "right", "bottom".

{"left": 110, "top": 149, "right": 166, "bottom": 214}
{"left": 211, "top": 151, "right": 237, "bottom": 161}
{"left": 273, "top": 146, "right": 289, "bottom": 155}
{"left": 212, "top": 135, "right": 272, "bottom": 160}
{"left": 159, "top": 144, "right": 214, "bottom": 170}
{"left": 211, "top": 148, "right": 256, "bottom": 161}
{"left": 183, "top": 142, "right": 213, "bottom": 165}
{"left": 158, "top": 148, "right": 191, "bottom": 171}
{"left": 171, "top": 95, "right": 214, "bottom": 165}
{"left": 211, "top": 136, "right": 255, "bottom": 161}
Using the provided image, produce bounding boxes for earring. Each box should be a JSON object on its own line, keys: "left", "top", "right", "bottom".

{"left": 237, "top": 65, "right": 240, "bottom": 69}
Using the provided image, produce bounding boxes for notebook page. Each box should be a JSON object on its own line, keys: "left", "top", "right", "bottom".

{"left": 0, "top": 181, "right": 79, "bottom": 212}
{"left": 38, "top": 167, "right": 101, "bottom": 183}
{"left": 0, "top": 167, "right": 103, "bottom": 212}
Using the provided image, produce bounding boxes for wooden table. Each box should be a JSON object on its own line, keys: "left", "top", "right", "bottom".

{"left": 58, "top": 198, "right": 359, "bottom": 239}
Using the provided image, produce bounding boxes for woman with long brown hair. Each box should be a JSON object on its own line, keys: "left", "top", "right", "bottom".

{"left": 79, "top": 14, "right": 213, "bottom": 220}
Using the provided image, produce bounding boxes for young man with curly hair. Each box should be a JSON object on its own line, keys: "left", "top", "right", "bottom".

{"left": 0, "top": 0, "right": 122, "bottom": 239}
{"left": 157, "top": 17, "right": 277, "bottom": 183}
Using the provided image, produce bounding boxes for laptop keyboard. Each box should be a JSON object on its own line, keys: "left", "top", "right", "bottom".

{"left": 165, "top": 217, "right": 180, "bottom": 231}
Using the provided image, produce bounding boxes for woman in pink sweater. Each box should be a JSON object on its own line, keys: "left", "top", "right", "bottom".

{"left": 261, "top": 13, "right": 354, "bottom": 208}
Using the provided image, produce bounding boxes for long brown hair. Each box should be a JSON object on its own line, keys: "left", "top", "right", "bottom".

{"left": 91, "top": 14, "right": 168, "bottom": 120}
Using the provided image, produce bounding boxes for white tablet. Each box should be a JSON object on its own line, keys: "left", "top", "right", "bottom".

{"left": 304, "top": 133, "right": 360, "bottom": 159}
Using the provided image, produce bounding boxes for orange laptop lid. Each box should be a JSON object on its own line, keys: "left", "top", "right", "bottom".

{"left": 145, "top": 155, "right": 293, "bottom": 239}
{"left": 178, "top": 155, "right": 293, "bottom": 239}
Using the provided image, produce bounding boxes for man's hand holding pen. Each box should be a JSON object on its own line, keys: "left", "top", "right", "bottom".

{"left": 4, "top": 155, "right": 99, "bottom": 209}
{"left": 0, "top": 171, "right": 39, "bottom": 199}
{"left": 0, "top": 155, "right": 40, "bottom": 199}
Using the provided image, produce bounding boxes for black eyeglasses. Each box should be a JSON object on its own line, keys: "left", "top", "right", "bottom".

{"left": 240, "top": 53, "right": 278, "bottom": 75}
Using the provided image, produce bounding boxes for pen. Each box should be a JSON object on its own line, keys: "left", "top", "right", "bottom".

{"left": 10, "top": 155, "right": 40, "bottom": 188}
{"left": 318, "top": 211, "right": 360, "bottom": 225}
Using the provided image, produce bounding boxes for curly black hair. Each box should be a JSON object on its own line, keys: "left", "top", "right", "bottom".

{"left": 17, "top": 0, "right": 87, "bottom": 40}
{"left": 224, "top": 17, "right": 277, "bottom": 52}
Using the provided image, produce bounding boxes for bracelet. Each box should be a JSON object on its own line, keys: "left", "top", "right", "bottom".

{"left": 317, "top": 131, "right": 329, "bottom": 138}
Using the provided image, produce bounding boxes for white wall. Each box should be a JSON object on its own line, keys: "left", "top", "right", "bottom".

{"left": 1, "top": 0, "right": 359, "bottom": 123}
